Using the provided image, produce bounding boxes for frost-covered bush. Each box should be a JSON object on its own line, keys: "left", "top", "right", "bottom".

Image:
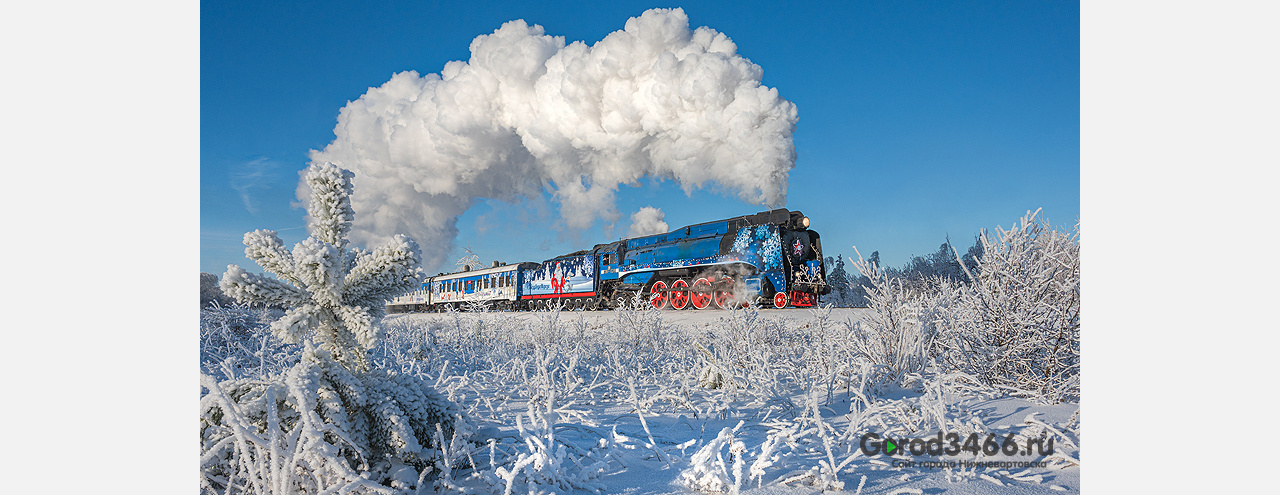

{"left": 847, "top": 251, "right": 954, "bottom": 385}
{"left": 201, "top": 344, "right": 461, "bottom": 493}
{"left": 849, "top": 209, "right": 1079, "bottom": 403}
{"left": 940, "top": 209, "right": 1080, "bottom": 402}
{"left": 200, "top": 301, "right": 295, "bottom": 381}
{"left": 202, "top": 162, "right": 460, "bottom": 494}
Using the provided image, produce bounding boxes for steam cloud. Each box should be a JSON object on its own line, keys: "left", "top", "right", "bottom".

{"left": 305, "top": 8, "right": 798, "bottom": 271}
{"left": 629, "top": 206, "right": 670, "bottom": 237}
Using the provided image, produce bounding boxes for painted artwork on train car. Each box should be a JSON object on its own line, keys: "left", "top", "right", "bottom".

{"left": 522, "top": 254, "right": 595, "bottom": 297}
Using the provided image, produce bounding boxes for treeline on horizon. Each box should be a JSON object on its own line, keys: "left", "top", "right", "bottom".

{"left": 823, "top": 235, "right": 985, "bottom": 308}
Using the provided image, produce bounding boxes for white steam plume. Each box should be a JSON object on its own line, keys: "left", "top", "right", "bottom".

{"left": 629, "top": 206, "right": 670, "bottom": 237}
{"left": 305, "top": 8, "right": 798, "bottom": 271}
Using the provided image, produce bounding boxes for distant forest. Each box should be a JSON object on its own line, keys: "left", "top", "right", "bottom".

{"left": 822, "top": 235, "right": 984, "bottom": 307}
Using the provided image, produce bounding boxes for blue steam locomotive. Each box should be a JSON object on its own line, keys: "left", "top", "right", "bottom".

{"left": 386, "top": 208, "right": 828, "bottom": 312}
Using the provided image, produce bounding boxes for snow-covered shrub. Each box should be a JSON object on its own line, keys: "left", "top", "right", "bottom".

{"left": 680, "top": 422, "right": 748, "bottom": 494}
{"left": 939, "top": 209, "right": 1080, "bottom": 402}
{"left": 202, "top": 162, "right": 460, "bottom": 493}
{"left": 200, "top": 301, "right": 295, "bottom": 381}
{"left": 848, "top": 209, "right": 1079, "bottom": 403}
{"left": 847, "top": 251, "right": 954, "bottom": 386}
{"left": 200, "top": 344, "right": 461, "bottom": 493}
{"left": 487, "top": 397, "right": 617, "bottom": 494}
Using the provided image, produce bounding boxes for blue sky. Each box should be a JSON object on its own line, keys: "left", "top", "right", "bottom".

{"left": 201, "top": 0, "right": 1079, "bottom": 275}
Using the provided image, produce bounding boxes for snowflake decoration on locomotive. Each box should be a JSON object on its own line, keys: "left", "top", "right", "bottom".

{"left": 732, "top": 224, "right": 783, "bottom": 272}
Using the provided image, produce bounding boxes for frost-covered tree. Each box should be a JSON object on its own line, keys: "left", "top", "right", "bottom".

{"left": 203, "top": 163, "right": 460, "bottom": 494}
{"left": 455, "top": 246, "right": 482, "bottom": 272}
{"left": 219, "top": 162, "right": 423, "bottom": 370}
{"left": 822, "top": 255, "right": 853, "bottom": 306}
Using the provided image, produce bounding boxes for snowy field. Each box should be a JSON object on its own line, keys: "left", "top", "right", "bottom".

{"left": 201, "top": 304, "right": 1080, "bottom": 494}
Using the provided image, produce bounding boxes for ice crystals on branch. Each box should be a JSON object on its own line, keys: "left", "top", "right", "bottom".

{"left": 220, "top": 162, "right": 425, "bottom": 370}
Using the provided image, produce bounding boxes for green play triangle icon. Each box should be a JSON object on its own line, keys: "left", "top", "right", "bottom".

{"left": 886, "top": 439, "right": 897, "bottom": 453}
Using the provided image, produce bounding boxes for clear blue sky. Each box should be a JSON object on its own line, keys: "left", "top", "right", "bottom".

{"left": 201, "top": 0, "right": 1079, "bottom": 275}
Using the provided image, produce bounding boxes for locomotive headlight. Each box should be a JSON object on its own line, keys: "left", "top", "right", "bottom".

{"left": 800, "top": 216, "right": 810, "bottom": 229}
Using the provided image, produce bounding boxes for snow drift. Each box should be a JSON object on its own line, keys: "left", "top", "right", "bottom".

{"left": 305, "top": 8, "right": 799, "bottom": 271}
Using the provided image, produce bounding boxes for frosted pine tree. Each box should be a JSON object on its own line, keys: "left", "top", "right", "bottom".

{"left": 202, "top": 163, "right": 461, "bottom": 494}
{"left": 219, "top": 162, "right": 422, "bottom": 370}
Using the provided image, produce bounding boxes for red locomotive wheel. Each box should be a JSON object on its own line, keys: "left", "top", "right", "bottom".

{"left": 670, "top": 279, "right": 690, "bottom": 310}
{"left": 649, "top": 280, "right": 669, "bottom": 309}
{"left": 773, "top": 291, "right": 788, "bottom": 309}
{"left": 713, "top": 289, "right": 732, "bottom": 309}
{"left": 713, "top": 276, "right": 737, "bottom": 309}
{"left": 690, "top": 278, "right": 713, "bottom": 310}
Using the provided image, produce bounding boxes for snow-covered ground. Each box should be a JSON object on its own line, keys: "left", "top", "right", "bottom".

{"left": 201, "top": 303, "right": 1080, "bottom": 494}
{"left": 372, "top": 306, "right": 1079, "bottom": 494}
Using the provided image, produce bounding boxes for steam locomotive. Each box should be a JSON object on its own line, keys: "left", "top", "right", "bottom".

{"left": 386, "top": 208, "right": 828, "bottom": 312}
